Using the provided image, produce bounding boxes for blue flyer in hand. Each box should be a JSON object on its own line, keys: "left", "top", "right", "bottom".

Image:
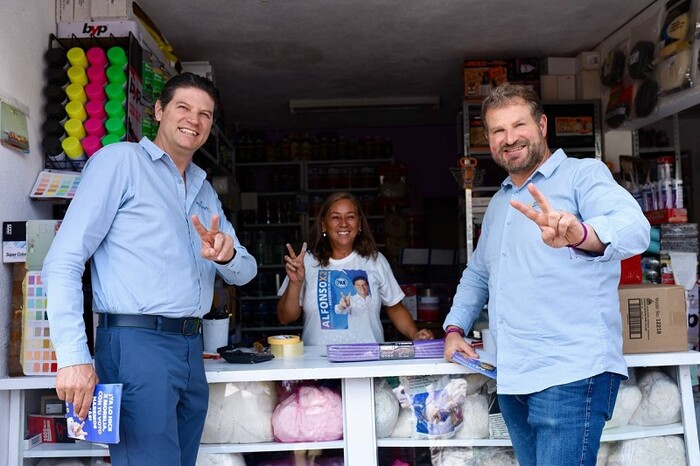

{"left": 452, "top": 350, "right": 497, "bottom": 379}
{"left": 66, "top": 383, "right": 122, "bottom": 443}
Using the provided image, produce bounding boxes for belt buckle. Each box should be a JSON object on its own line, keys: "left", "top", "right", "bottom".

{"left": 182, "top": 318, "right": 201, "bottom": 336}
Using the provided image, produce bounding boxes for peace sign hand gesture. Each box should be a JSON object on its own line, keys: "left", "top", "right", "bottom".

{"left": 509, "top": 184, "right": 587, "bottom": 249}
{"left": 191, "top": 214, "right": 235, "bottom": 263}
{"left": 284, "top": 242, "right": 307, "bottom": 285}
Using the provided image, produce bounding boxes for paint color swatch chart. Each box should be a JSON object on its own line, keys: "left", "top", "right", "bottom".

{"left": 21, "top": 271, "right": 57, "bottom": 375}
{"left": 30, "top": 169, "right": 81, "bottom": 199}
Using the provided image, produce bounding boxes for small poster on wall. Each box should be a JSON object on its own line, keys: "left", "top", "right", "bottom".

{"left": 554, "top": 116, "right": 594, "bottom": 136}
{"left": 0, "top": 100, "right": 30, "bottom": 153}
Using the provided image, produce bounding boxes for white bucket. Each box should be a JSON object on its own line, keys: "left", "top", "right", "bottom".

{"left": 202, "top": 317, "right": 229, "bottom": 353}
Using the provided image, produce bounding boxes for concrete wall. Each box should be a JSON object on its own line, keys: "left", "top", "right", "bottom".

{"left": 0, "top": 0, "right": 55, "bottom": 461}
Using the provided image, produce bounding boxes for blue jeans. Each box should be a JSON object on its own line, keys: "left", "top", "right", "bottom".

{"left": 498, "top": 372, "right": 622, "bottom": 466}
{"left": 95, "top": 326, "right": 209, "bottom": 466}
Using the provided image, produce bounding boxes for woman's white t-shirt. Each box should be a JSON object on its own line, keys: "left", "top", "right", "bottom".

{"left": 278, "top": 251, "right": 405, "bottom": 346}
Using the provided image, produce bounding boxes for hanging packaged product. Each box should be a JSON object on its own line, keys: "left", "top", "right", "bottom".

{"left": 657, "top": 0, "right": 696, "bottom": 93}
{"left": 398, "top": 374, "right": 466, "bottom": 439}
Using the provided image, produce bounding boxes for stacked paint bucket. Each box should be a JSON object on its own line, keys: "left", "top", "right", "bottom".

{"left": 41, "top": 47, "right": 70, "bottom": 164}
{"left": 41, "top": 44, "right": 130, "bottom": 167}
{"left": 103, "top": 46, "right": 128, "bottom": 144}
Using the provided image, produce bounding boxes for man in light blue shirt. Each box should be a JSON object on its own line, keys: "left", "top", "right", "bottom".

{"left": 43, "top": 73, "right": 257, "bottom": 465}
{"left": 443, "top": 83, "right": 649, "bottom": 466}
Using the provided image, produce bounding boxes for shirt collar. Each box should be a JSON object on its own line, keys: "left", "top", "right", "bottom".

{"left": 501, "top": 148, "right": 567, "bottom": 190}
{"left": 138, "top": 137, "right": 207, "bottom": 182}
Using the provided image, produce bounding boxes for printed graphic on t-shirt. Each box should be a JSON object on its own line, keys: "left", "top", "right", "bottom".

{"left": 316, "top": 268, "right": 371, "bottom": 330}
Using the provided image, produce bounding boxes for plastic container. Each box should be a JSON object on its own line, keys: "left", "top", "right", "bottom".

{"left": 44, "top": 101, "right": 67, "bottom": 123}
{"left": 65, "top": 101, "right": 87, "bottom": 121}
{"left": 61, "top": 136, "right": 85, "bottom": 160}
{"left": 47, "top": 68, "right": 69, "bottom": 88}
{"left": 65, "top": 83, "right": 87, "bottom": 103}
{"left": 86, "top": 65, "right": 107, "bottom": 86}
{"left": 85, "top": 82, "right": 105, "bottom": 102}
{"left": 105, "top": 83, "right": 126, "bottom": 103}
{"left": 107, "top": 46, "right": 127, "bottom": 68}
{"left": 86, "top": 100, "right": 107, "bottom": 120}
{"left": 44, "top": 84, "right": 67, "bottom": 105}
{"left": 44, "top": 48, "right": 68, "bottom": 69}
{"left": 64, "top": 118, "right": 86, "bottom": 139}
{"left": 86, "top": 46, "right": 107, "bottom": 68}
{"left": 417, "top": 295, "right": 440, "bottom": 322}
{"left": 82, "top": 135, "right": 102, "bottom": 157}
{"left": 66, "top": 47, "right": 88, "bottom": 68}
{"left": 202, "top": 318, "right": 230, "bottom": 353}
{"left": 41, "top": 119, "right": 66, "bottom": 140}
{"left": 105, "top": 117, "right": 126, "bottom": 140}
{"left": 42, "top": 136, "right": 66, "bottom": 162}
{"left": 101, "top": 133, "right": 121, "bottom": 146}
{"left": 104, "top": 100, "right": 126, "bottom": 120}
{"left": 106, "top": 65, "right": 127, "bottom": 87}
{"left": 84, "top": 118, "right": 105, "bottom": 139}
{"left": 67, "top": 65, "right": 88, "bottom": 86}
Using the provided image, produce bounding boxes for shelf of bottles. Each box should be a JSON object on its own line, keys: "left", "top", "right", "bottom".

{"left": 233, "top": 130, "right": 397, "bottom": 342}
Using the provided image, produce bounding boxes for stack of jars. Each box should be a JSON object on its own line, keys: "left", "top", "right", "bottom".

{"left": 41, "top": 44, "right": 129, "bottom": 167}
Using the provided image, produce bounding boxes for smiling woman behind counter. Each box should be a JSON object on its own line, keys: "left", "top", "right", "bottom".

{"left": 277, "top": 191, "right": 433, "bottom": 346}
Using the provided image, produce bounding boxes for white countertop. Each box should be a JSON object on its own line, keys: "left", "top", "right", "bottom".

{"left": 2, "top": 347, "right": 700, "bottom": 389}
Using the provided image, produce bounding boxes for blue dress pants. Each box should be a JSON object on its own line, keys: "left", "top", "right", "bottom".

{"left": 498, "top": 372, "right": 622, "bottom": 466}
{"left": 95, "top": 326, "right": 209, "bottom": 466}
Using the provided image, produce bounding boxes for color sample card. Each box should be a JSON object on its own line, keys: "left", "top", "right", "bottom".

{"left": 21, "top": 271, "right": 58, "bottom": 375}
{"left": 30, "top": 170, "right": 81, "bottom": 199}
{"left": 26, "top": 220, "right": 61, "bottom": 272}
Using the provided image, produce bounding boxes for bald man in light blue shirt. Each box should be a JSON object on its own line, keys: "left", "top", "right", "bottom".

{"left": 444, "top": 83, "right": 650, "bottom": 466}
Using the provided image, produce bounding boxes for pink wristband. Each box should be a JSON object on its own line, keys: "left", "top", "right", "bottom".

{"left": 445, "top": 326, "right": 464, "bottom": 337}
{"left": 567, "top": 222, "right": 588, "bottom": 249}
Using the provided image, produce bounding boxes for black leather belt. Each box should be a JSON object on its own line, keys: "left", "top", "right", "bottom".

{"left": 98, "top": 314, "right": 202, "bottom": 336}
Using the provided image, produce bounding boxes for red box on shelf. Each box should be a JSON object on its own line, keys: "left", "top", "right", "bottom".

{"left": 644, "top": 208, "right": 688, "bottom": 225}
{"left": 27, "top": 414, "right": 73, "bottom": 443}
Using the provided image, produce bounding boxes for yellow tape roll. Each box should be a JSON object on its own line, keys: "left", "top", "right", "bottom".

{"left": 268, "top": 335, "right": 304, "bottom": 358}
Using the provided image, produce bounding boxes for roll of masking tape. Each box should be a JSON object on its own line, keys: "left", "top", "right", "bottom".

{"left": 268, "top": 335, "right": 304, "bottom": 358}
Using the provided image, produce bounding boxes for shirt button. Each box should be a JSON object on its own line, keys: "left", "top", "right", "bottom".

{"left": 501, "top": 252, "right": 506, "bottom": 257}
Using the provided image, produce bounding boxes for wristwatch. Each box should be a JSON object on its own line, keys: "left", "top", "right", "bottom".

{"left": 444, "top": 326, "right": 464, "bottom": 337}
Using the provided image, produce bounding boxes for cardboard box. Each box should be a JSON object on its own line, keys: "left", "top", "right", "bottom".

{"left": 557, "top": 75, "right": 576, "bottom": 100}
{"left": 27, "top": 414, "right": 73, "bottom": 443}
{"left": 57, "top": 19, "right": 140, "bottom": 39}
{"left": 576, "top": 50, "right": 601, "bottom": 72}
{"left": 56, "top": 0, "right": 74, "bottom": 21}
{"left": 576, "top": 69, "right": 601, "bottom": 100}
{"left": 41, "top": 396, "right": 65, "bottom": 415}
{"left": 181, "top": 61, "right": 215, "bottom": 84}
{"left": 91, "top": 0, "right": 132, "bottom": 20}
{"left": 644, "top": 208, "right": 688, "bottom": 225}
{"left": 3, "top": 221, "right": 26, "bottom": 263}
{"left": 23, "top": 433, "right": 42, "bottom": 450}
{"left": 74, "top": 0, "right": 91, "bottom": 20}
{"left": 541, "top": 75, "right": 558, "bottom": 100}
{"left": 618, "top": 284, "right": 687, "bottom": 353}
{"left": 542, "top": 57, "right": 576, "bottom": 75}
